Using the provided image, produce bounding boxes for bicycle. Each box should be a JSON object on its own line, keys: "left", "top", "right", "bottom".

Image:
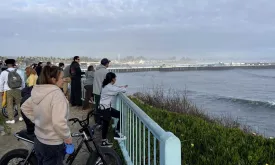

{"left": 0, "top": 110, "right": 122, "bottom": 165}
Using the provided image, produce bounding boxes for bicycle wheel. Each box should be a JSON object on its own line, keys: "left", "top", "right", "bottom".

{"left": 86, "top": 147, "right": 122, "bottom": 165}
{"left": 2, "top": 105, "right": 18, "bottom": 118}
{"left": 0, "top": 149, "right": 37, "bottom": 165}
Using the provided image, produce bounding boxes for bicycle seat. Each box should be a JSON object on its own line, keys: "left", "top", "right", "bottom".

{"left": 16, "top": 129, "right": 35, "bottom": 142}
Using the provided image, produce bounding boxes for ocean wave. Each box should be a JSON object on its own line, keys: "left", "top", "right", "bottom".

{"left": 237, "top": 70, "right": 275, "bottom": 79}
{"left": 216, "top": 96, "right": 275, "bottom": 108}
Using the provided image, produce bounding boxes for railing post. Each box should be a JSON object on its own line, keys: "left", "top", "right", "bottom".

{"left": 160, "top": 132, "right": 181, "bottom": 165}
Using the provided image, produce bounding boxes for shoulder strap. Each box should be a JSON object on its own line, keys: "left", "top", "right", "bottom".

{"left": 5, "top": 69, "right": 17, "bottom": 73}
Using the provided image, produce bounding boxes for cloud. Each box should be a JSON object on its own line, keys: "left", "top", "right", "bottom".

{"left": 0, "top": 0, "right": 275, "bottom": 60}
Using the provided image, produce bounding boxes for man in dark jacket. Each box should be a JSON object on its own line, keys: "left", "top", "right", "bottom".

{"left": 70, "top": 56, "right": 84, "bottom": 107}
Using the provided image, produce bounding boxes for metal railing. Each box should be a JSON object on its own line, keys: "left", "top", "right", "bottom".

{"left": 115, "top": 93, "right": 181, "bottom": 165}
{"left": 80, "top": 78, "right": 181, "bottom": 165}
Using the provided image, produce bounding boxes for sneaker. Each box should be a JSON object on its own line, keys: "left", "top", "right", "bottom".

{"left": 6, "top": 120, "right": 15, "bottom": 124}
{"left": 101, "top": 139, "right": 113, "bottom": 147}
{"left": 114, "top": 131, "right": 127, "bottom": 141}
{"left": 19, "top": 117, "right": 23, "bottom": 121}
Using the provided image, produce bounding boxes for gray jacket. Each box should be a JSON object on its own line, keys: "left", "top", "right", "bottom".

{"left": 93, "top": 64, "right": 108, "bottom": 95}
{"left": 84, "top": 71, "right": 94, "bottom": 86}
{"left": 63, "top": 65, "right": 71, "bottom": 78}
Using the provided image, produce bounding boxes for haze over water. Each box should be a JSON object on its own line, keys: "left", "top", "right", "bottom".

{"left": 117, "top": 69, "right": 275, "bottom": 137}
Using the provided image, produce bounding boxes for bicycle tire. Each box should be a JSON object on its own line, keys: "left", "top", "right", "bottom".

{"left": 0, "top": 149, "right": 37, "bottom": 165}
{"left": 86, "top": 147, "right": 122, "bottom": 165}
{"left": 2, "top": 105, "right": 18, "bottom": 118}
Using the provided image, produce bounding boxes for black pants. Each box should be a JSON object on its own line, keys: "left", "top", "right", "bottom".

{"left": 21, "top": 111, "right": 35, "bottom": 134}
{"left": 34, "top": 138, "right": 65, "bottom": 165}
{"left": 82, "top": 85, "right": 93, "bottom": 110}
{"left": 102, "top": 108, "right": 120, "bottom": 139}
{"left": 70, "top": 78, "right": 82, "bottom": 106}
{"left": 93, "top": 94, "right": 101, "bottom": 124}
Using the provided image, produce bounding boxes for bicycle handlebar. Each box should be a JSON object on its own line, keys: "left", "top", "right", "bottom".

{"left": 68, "top": 110, "right": 95, "bottom": 127}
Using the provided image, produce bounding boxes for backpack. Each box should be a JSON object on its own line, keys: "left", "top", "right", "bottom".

{"left": 6, "top": 69, "right": 22, "bottom": 89}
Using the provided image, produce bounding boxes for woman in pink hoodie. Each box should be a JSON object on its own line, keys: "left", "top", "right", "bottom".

{"left": 21, "top": 66, "right": 72, "bottom": 165}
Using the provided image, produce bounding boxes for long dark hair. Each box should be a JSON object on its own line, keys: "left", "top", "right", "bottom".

{"left": 38, "top": 66, "right": 63, "bottom": 85}
{"left": 102, "top": 72, "right": 116, "bottom": 88}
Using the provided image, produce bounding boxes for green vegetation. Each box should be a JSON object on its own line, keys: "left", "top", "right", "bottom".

{"left": 130, "top": 88, "right": 275, "bottom": 165}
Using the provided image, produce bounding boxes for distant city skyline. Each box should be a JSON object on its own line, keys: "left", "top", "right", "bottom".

{"left": 0, "top": 1, "right": 275, "bottom": 61}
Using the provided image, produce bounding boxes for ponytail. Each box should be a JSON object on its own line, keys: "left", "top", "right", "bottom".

{"left": 38, "top": 66, "right": 62, "bottom": 85}
{"left": 102, "top": 72, "right": 116, "bottom": 88}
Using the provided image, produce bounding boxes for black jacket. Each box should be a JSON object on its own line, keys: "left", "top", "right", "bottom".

{"left": 70, "top": 61, "right": 84, "bottom": 79}
{"left": 35, "top": 66, "right": 42, "bottom": 77}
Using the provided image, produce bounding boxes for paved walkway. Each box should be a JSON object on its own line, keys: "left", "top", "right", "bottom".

{"left": 0, "top": 107, "right": 96, "bottom": 165}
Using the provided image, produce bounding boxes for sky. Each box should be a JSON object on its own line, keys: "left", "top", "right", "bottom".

{"left": 0, "top": 0, "right": 275, "bottom": 61}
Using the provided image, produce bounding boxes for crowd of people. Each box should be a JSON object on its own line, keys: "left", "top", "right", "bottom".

{"left": 0, "top": 56, "right": 128, "bottom": 165}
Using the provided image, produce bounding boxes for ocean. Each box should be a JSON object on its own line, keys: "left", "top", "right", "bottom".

{"left": 116, "top": 69, "right": 275, "bottom": 137}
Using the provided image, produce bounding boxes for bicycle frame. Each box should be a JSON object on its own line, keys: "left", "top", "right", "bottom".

{"left": 14, "top": 129, "right": 108, "bottom": 165}
{"left": 66, "top": 126, "right": 108, "bottom": 165}
{"left": 14, "top": 133, "right": 35, "bottom": 165}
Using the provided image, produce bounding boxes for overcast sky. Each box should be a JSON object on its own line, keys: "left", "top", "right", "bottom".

{"left": 0, "top": 0, "right": 275, "bottom": 61}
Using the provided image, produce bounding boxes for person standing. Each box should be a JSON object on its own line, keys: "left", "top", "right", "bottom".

{"left": 21, "top": 66, "right": 72, "bottom": 165}
{"left": 46, "top": 62, "right": 52, "bottom": 67}
{"left": 35, "top": 62, "right": 43, "bottom": 77}
{"left": 93, "top": 58, "right": 110, "bottom": 123}
{"left": 25, "top": 67, "right": 38, "bottom": 87}
{"left": 82, "top": 65, "right": 95, "bottom": 110}
{"left": 59, "top": 63, "right": 65, "bottom": 70}
{"left": 63, "top": 64, "right": 71, "bottom": 100}
{"left": 70, "top": 56, "right": 84, "bottom": 107}
{"left": 0, "top": 59, "right": 25, "bottom": 124}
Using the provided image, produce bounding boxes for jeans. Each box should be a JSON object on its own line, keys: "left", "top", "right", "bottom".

{"left": 34, "top": 138, "right": 65, "bottom": 165}
{"left": 101, "top": 107, "right": 121, "bottom": 139}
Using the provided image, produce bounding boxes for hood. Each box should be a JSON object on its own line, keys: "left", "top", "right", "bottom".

{"left": 31, "top": 85, "right": 61, "bottom": 105}
{"left": 86, "top": 71, "right": 94, "bottom": 77}
{"left": 96, "top": 64, "right": 106, "bottom": 70}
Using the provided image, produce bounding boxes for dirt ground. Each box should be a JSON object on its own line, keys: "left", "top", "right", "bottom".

{"left": 0, "top": 106, "right": 97, "bottom": 165}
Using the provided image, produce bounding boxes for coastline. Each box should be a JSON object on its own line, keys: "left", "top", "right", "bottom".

{"left": 81, "top": 64, "right": 275, "bottom": 73}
